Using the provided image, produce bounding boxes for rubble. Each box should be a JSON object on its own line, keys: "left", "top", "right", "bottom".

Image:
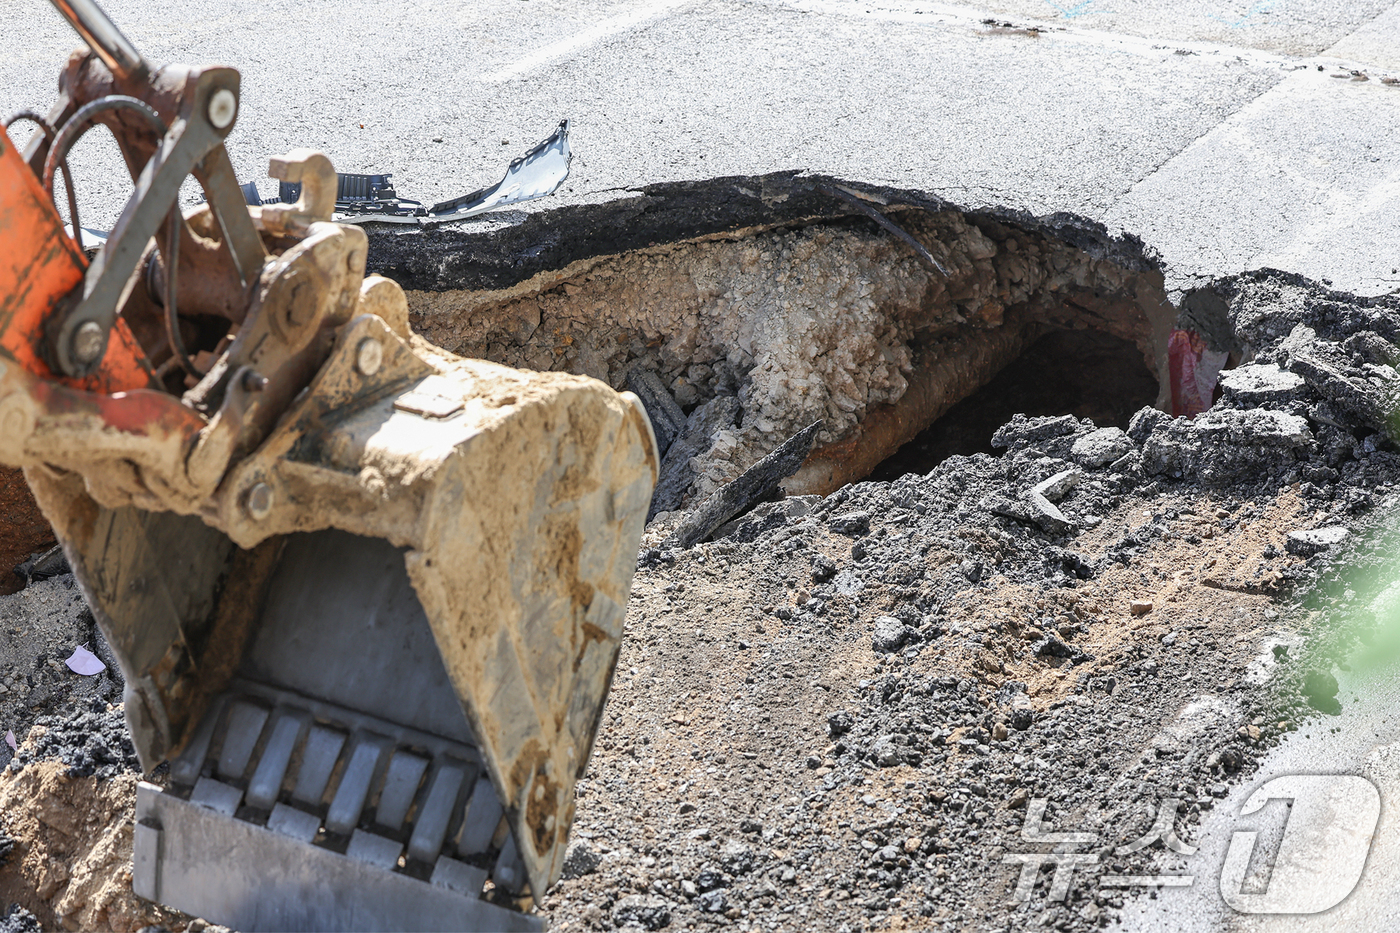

{"left": 871, "top": 616, "right": 912, "bottom": 653}
{"left": 0, "top": 576, "right": 122, "bottom": 772}
{"left": 649, "top": 396, "right": 741, "bottom": 519}
{"left": 626, "top": 368, "right": 687, "bottom": 456}
{"left": 1140, "top": 409, "right": 1313, "bottom": 486}
{"left": 1070, "top": 427, "right": 1132, "bottom": 469}
{"left": 666, "top": 422, "right": 822, "bottom": 549}
{"left": 1217, "top": 363, "right": 1306, "bottom": 405}
{"left": 1285, "top": 526, "right": 1351, "bottom": 557}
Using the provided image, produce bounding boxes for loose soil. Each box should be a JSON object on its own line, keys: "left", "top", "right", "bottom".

{"left": 1, "top": 267, "right": 1397, "bottom": 933}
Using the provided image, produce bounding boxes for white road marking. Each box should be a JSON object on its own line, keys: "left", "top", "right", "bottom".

{"left": 480, "top": 0, "right": 694, "bottom": 83}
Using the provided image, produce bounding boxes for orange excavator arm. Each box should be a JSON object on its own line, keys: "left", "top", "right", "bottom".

{"left": 0, "top": 120, "right": 152, "bottom": 393}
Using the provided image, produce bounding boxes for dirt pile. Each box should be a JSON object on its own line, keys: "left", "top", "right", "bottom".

{"left": 0, "top": 742, "right": 178, "bottom": 931}
{"left": 533, "top": 273, "right": 1400, "bottom": 931}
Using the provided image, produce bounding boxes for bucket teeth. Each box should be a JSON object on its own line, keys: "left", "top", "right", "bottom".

{"left": 293, "top": 724, "right": 347, "bottom": 807}
{"left": 139, "top": 681, "right": 552, "bottom": 928}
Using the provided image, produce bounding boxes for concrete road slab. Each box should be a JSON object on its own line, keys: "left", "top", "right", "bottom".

{"left": 793, "top": 0, "right": 1400, "bottom": 58}
{"left": 1325, "top": 0, "right": 1400, "bottom": 71}
{"left": 1105, "top": 69, "right": 1400, "bottom": 297}
{"left": 0, "top": 0, "right": 696, "bottom": 220}
{"left": 4, "top": 0, "right": 1286, "bottom": 228}
{"left": 3, "top": 0, "right": 1397, "bottom": 299}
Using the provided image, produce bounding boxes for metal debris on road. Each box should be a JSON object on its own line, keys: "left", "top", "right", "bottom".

{"left": 243, "top": 120, "right": 572, "bottom": 225}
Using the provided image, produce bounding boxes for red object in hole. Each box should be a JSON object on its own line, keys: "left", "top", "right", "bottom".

{"left": 1168, "top": 329, "right": 1229, "bottom": 417}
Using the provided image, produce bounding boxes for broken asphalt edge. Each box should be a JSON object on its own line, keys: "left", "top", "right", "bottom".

{"left": 364, "top": 171, "right": 1160, "bottom": 294}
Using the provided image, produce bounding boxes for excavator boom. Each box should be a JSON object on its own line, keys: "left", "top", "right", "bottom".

{"left": 0, "top": 3, "right": 656, "bottom": 929}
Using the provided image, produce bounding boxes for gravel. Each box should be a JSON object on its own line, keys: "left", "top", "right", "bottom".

{"left": 1285, "top": 526, "right": 1352, "bottom": 557}
{"left": 0, "top": 906, "right": 38, "bottom": 933}
{"left": 6, "top": 698, "right": 140, "bottom": 780}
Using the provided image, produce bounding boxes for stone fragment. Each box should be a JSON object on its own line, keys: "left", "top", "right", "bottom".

{"left": 1281, "top": 324, "right": 1400, "bottom": 440}
{"left": 667, "top": 421, "right": 822, "bottom": 548}
{"left": 695, "top": 889, "right": 728, "bottom": 913}
{"left": 829, "top": 511, "right": 872, "bottom": 536}
{"left": 694, "top": 868, "right": 724, "bottom": 891}
{"left": 833, "top": 570, "right": 864, "bottom": 596}
{"left": 626, "top": 367, "right": 687, "bottom": 456}
{"left": 1024, "top": 469, "right": 1081, "bottom": 533}
{"left": 986, "top": 494, "right": 1036, "bottom": 525}
{"left": 560, "top": 839, "right": 601, "bottom": 879}
{"left": 612, "top": 894, "right": 672, "bottom": 931}
{"left": 870, "top": 735, "right": 902, "bottom": 767}
{"left": 991, "top": 414, "right": 1081, "bottom": 450}
{"left": 1286, "top": 526, "right": 1351, "bottom": 557}
{"left": 649, "top": 395, "right": 741, "bottom": 518}
{"left": 1070, "top": 428, "right": 1132, "bottom": 469}
{"left": 1140, "top": 409, "right": 1313, "bottom": 486}
{"left": 827, "top": 711, "right": 854, "bottom": 737}
{"left": 871, "top": 617, "right": 911, "bottom": 653}
{"left": 1342, "top": 331, "right": 1400, "bottom": 367}
{"left": 1127, "top": 407, "right": 1172, "bottom": 443}
{"left": 1130, "top": 600, "right": 1154, "bottom": 616}
{"left": 782, "top": 495, "right": 821, "bottom": 518}
{"left": 1033, "top": 468, "right": 1081, "bottom": 501}
{"left": 719, "top": 840, "right": 755, "bottom": 874}
{"left": 1217, "top": 364, "right": 1306, "bottom": 405}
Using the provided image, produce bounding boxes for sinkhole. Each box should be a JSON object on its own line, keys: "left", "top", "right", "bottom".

{"left": 866, "top": 328, "right": 1160, "bottom": 482}
{"left": 377, "top": 179, "right": 1179, "bottom": 510}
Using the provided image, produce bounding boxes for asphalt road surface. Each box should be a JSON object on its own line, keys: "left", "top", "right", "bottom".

{"left": 4, "top": 0, "right": 1400, "bottom": 296}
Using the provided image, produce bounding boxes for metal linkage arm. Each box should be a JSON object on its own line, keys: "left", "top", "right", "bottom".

{"left": 52, "top": 68, "right": 242, "bottom": 377}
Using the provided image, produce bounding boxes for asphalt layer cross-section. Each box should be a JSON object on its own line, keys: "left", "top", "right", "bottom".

{"left": 3, "top": 0, "right": 1399, "bottom": 297}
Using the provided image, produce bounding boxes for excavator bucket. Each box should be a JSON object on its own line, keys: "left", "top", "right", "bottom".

{"left": 26, "top": 354, "right": 656, "bottom": 929}
{"left": 1, "top": 3, "right": 657, "bottom": 928}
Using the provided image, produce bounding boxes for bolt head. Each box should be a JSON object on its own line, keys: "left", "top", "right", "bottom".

{"left": 245, "top": 482, "right": 274, "bottom": 520}
{"left": 355, "top": 337, "right": 383, "bottom": 376}
{"left": 72, "top": 321, "right": 106, "bottom": 364}
{"left": 208, "top": 89, "right": 238, "bottom": 130}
